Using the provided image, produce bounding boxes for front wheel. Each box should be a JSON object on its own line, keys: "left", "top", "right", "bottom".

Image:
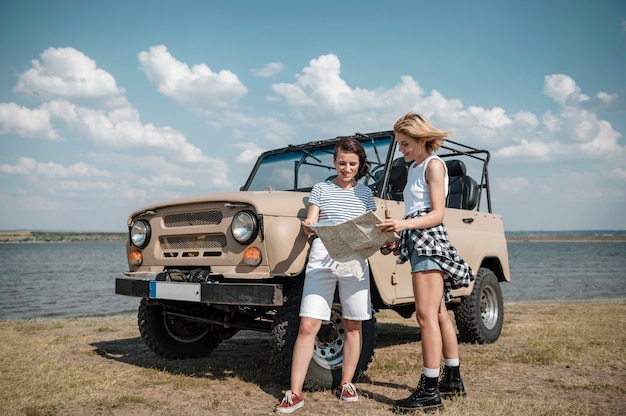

{"left": 454, "top": 267, "right": 503, "bottom": 344}
{"left": 138, "top": 299, "right": 223, "bottom": 358}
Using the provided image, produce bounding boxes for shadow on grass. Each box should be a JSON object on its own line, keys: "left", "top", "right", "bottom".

{"left": 375, "top": 322, "right": 422, "bottom": 347}
{"left": 354, "top": 378, "right": 416, "bottom": 406}
{"left": 90, "top": 321, "right": 422, "bottom": 403}
{"left": 91, "top": 330, "right": 287, "bottom": 398}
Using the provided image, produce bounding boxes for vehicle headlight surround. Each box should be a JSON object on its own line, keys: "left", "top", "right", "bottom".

{"left": 231, "top": 210, "right": 259, "bottom": 245}
{"left": 129, "top": 219, "right": 151, "bottom": 248}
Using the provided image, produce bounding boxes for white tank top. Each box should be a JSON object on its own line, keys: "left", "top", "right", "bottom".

{"left": 403, "top": 154, "right": 448, "bottom": 216}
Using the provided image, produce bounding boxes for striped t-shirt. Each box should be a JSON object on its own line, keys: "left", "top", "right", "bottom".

{"left": 308, "top": 181, "right": 376, "bottom": 223}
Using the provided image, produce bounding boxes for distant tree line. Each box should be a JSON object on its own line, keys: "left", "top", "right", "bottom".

{"left": 0, "top": 231, "right": 127, "bottom": 243}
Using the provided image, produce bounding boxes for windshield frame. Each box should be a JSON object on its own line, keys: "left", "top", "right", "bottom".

{"left": 241, "top": 132, "right": 396, "bottom": 196}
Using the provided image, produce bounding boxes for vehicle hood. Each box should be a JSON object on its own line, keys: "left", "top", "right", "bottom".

{"left": 127, "top": 190, "right": 309, "bottom": 225}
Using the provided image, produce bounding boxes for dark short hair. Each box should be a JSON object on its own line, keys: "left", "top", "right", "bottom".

{"left": 333, "top": 137, "right": 370, "bottom": 180}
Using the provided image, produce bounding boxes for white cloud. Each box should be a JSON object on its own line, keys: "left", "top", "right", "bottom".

{"left": 198, "top": 157, "right": 231, "bottom": 188}
{"left": 57, "top": 180, "right": 116, "bottom": 192}
{"left": 252, "top": 62, "right": 285, "bottom": 77}
{"left": 2, "top": 48, "right": 625, "bottom": 231}
{"left": 272, "top": 54, "right": 394, "bottom": 114}
{"left": 543, "top": 74, "right": 584, "bottom": 106}
{"left": 0, "top": 98, "right": 211, "bottom": 164}
{"left": 543, "top": 74, "right": 619, "bottom": 111}
{"left": 103, "top": 153, "right": 233, "bottom": 192}
{"left": 579, "top": 119, "right": 623, "bottom": 154}
{"left": 0, "top": 157, "right": 111, "bottom": 179}
{"left": 495, "top": 177, "right": 531, "bottom": 194}
{"left": 491, "top": 74, "right": 624, "bottom": 161}
{"left": 265, "top": 55, "right": 625, "bottom": 173}
{"left": 494, "top": 139, "right": 553, "bottom": 160}
{"left": 467, "top": 106, "right": 512, "bottom": 129}
{"left": 138, "top": 45, "right": 248, "bottom": 111}
{"left": 609, "top": 166, "right": 626, "bottom": 182}
{"left": 0, "top": 102, "right": 61, "bottom": 140}
{"left": 139, "top": 175, "right": 195, "bottom": 187}
{"left": 270, "top": 54, "right": 521, "bottom": 139}
{"left": 542, "top": 111, "right": 562, "bottom": 133}
{"left": 495, "top": 112, "right": 623, "bottom": 161}
{"left": 513, "top": 111, "right": 540, "bottom": 128}
{"left": 271, "top": 56, "right": 424, "bottom": 134}
{"left": 205, "top": 111, "right": 296, "bottom": 146}
{"left": 271, "top": 82, "right": 316, "bottom": 106}
{"left": 77, "top": 106, "right": 209, "bottom": 163}
{"left": 233, "top": 142, "right": 266, "bottom": 164}
{"left": 12, "top": 47, "right": 127, "bottom": 108}
{"left": 2, "top": 47, "right": 214, "bottom": 165}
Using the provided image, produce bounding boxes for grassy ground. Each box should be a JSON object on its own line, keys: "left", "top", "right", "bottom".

{"left": 1, "top": 301, "right": 624, "bottom": 415}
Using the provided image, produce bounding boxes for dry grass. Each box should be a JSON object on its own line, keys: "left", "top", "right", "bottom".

{"left": 1, "top": 301, "right": 624, "bottom": 415}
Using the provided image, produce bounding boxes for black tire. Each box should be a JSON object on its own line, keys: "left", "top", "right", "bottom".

{"left": 454, "top": 267, "right": 503, "bottom": 344}
{"left": 271, "top": 283, "right": 303, "bottom": 375}
{"left": 138, "top": 299, "right": 222, "bottom": 359}
{"left": 271, "top": 283, "right": 377, "bottom": 390}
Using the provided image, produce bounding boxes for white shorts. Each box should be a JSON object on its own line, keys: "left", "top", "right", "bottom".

{"left": 299, "top": 238, "right": 372, "bottom": 321}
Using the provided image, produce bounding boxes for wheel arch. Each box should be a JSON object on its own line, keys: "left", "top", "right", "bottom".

{"left": 480, "top": 256, "right": 508, "bottom": 283}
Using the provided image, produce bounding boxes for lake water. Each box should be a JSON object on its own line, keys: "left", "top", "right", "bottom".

{"left": 0, "top": 240, "right": 625, "bottom": 320}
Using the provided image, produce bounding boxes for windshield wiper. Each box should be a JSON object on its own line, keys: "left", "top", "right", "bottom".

{"left": 288, "top": 144, "right": 322, "bottom": 163}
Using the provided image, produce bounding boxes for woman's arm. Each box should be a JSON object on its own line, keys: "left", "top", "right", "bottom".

{"left": 302, "top": 203, "right": 320, "bottom": 236}
{"left": 376, "top": 158, "right": 447, "bottom": 233}
{"left": 423, "top": 158, "right": 447, "bottom": 225}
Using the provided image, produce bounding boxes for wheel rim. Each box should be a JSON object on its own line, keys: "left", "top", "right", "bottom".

{"left": 311, "top": 306, "right": 344, "bottom": 370}
{"left": 480, "top": 285, "right": 499, "bottom": 330}
{"left": 163, "top": 313, "right": 211, "bottom": 343}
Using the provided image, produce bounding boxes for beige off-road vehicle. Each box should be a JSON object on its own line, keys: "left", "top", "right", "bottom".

{"left": 116, "top": 131, "right": 510, "bottom": 389}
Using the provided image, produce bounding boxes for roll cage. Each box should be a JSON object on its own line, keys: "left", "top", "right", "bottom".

{"left": 242, "top": 131, "right": 493, "bottom": 213}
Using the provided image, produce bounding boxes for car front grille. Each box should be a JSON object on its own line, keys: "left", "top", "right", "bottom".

{"left": 160, "top": 234, "right": 227, "bottom": 250}
{"left": 164, "top": 210, "right": 222, "bottom": 227}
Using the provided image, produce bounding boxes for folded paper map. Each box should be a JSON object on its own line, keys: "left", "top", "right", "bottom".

{"left": 307, "top": 211, "right": 400, "bottom": 262}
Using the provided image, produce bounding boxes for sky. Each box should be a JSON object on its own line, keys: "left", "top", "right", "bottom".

{"left": 0, "top": 0, "right": 625, "bottom": 232}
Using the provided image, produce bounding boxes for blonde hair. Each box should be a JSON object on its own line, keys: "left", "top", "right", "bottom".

{"left": 393, "top": 112, "right": 451, "bottom": 153}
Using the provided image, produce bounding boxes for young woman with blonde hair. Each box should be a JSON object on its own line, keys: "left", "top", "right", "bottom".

{"left": 378, "top": 112, "right": 474, "bottom": 412}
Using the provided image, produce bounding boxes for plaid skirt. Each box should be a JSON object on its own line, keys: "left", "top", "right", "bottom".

{"left": 397, "top": 209, "right": 475, "bottom": 300}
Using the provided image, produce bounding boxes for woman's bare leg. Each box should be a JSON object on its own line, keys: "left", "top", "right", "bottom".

{"left": 412, "top": 270, "right": 444, "bottom": 369}
{"left": 289, "top": 316, "right": 322, "bottom": 395}
{"left": 340, "top": 318, "right": 362, "bottom": 386}
{"left": 438, "top": 297, "right": 459, "bottom": 360}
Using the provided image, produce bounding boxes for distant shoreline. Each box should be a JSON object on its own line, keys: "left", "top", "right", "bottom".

{"left": 0, "top": 231, "right": 127, "bottom": 243}
{"left": 506, "top": 235, "right": 626, "bottom": 243}
{"left": 1, "top": 230, "right": 625, "bottom": 243}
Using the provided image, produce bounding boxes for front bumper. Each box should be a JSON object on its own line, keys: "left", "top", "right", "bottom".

{"left": 115, "top": 275, "right": 283, "bottom": 307}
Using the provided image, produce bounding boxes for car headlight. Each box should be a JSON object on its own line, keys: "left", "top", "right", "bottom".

{"left": 129, "top": 219, "right": 151, "bottom": 248}
{"left": 231, "top": 211, "right": 258, "bottom": 245}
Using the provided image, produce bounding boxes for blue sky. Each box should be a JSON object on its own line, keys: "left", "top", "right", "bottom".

{"left": 1, "top": 0, "right": 624, "bottom": 232}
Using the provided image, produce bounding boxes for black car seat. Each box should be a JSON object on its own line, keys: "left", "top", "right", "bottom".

{"left": 445, "top": 159, "right": 479, "bottom": 210}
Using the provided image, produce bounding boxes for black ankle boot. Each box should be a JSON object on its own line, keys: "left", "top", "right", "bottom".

{"left": 394, "top": 374, "right": 443, "bottom": 412}
{"left": 439, "top": 365, "right": 466, "bottom": 398}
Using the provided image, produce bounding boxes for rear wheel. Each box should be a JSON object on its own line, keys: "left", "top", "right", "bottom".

{"left": 271, "top": 283, "right": 377, "bottom": 390}
{"left": 454, "top": 267, "right": 503, "bottom": 344}
{"left": 306, "top": 304, "right": 377, "bottom": 390}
